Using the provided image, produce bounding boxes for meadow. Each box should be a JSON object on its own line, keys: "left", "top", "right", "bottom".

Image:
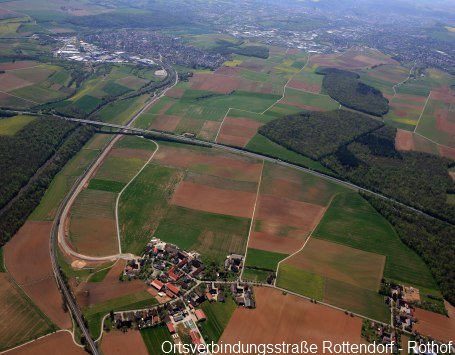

{"left": 119, "top": 163, "right": 183, "bottom": 255}
{"left": 154, "top": 206, "right": 250, "bottom": 265}
{"left": 83, "top": 291, "right": 158, "bottom": 340}
{"left": 313, "top": 192, "right": 438, "bottom": 290}
{"left": 141, "top": 326, "right": 176, "bottom": 355}
{"left": 199, "top": 295, "right": 237, "bottom": 342}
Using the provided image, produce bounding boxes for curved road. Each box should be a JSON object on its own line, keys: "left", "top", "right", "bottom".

{"left": 49, "top": 63, "right": 178, "bottom": 355}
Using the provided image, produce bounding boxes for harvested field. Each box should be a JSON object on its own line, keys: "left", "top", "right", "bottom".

{"left": 438, "top": 145, "right": 455, "bottom": 160}
{"left": 219, "top": 287, "right": 362, "bottom": 351}
{"left": 0, "top": 274, "right": 54, "bottom": 352}
{"left": 4, "top": 221, "right": 71, "bottom": 329}
{"left": 260, "top": 163, "right": 348, "bottom": 206}
{"left": 256, "top": 194, "right": 325, "bottom": 230}
{"left": 69, "top": 217, "right": 117, "bottom": 256}
{"left": 414, "top": 301, "right": 455, "bottom": 343}
{"left": 4, "top": 331, "right": 86, "bottom": 355}
{"left": 101, "top": 330, "right": 148, "bottom": 354}
{"left": 395, "top": 129, "right": 415, "bottom": 151}
{"left": 248, "top": 227, "right": 308, "bottom": 254}
{"left": 310, "top": 49, "right": 396, "bottom": 70}
{"left": 75, "top": 261, "right": 148, "bottom": 307}
{"left": 285, "top": 238, "right": 385, "bottom": 291}
{"left": 69, "top": 189, "right": 118, "bottom": 257}
{"left": 198, "top": 120, "right": 220, "bottom": 141}
{"left": 165, "top": 87, "right": 185, "bottom": 98}
{"left": 0, "top": 73, "right": 32, "bottom": 91}
{"left": 171, "top": 181, "right": 256, "bottom": 218}
{"left": 154, "top": 145, "right": 262, "bottom": 182}
{"left": 215, "top": 66, "right": 241, "bottom": 76}
{"left": 148, "top": 115, "right": 181, "bottom": 132}
{"left": 288, "top": 79, "right": 321, "bottom": 93}
{"left": 0, "top": 61, "right": 36, "bottom": 71}
{"left": 184, "top": 172, "right": 258, "bottom": 193}
{"left": 216, "top": 116, "right": 263, "bottom": 147}
{"left": 190, "top": 73, "right": 241, "bottom": 94}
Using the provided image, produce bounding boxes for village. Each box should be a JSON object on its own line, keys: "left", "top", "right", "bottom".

{"left": 112, "top": 238, "right": 255, "bottom": 352}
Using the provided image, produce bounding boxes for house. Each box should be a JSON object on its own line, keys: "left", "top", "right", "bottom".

{"left": 167, "top": 323, "right": 175, "bottom": 334}
{"left": 151, "top": 279, "right": 164, "bottom": 291}
{"left": 195, "top": 309, "right": 206, "bottom": 322}
{"left": 165, "top": 290, "right": 175, "bottom": 298}
{"left": 166, "top": 283, "right": 181, "bottom": 296}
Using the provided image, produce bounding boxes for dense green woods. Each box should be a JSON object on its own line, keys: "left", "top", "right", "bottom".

{"left": 323, "top": 126, "right": 455, "bottom": 223}
{"left": 365, "top": 194, "right": 455, "bottom": 306}
{"left": 0, "top": 124, "right": 95, "bottom": 246}
{"left": 0, "top": 117, "right": 76, "bottom": 210}
{"left": 318, "top": 68, "right": 389, "bottom": 116}
{"left": 258, "top": 110, "right": 383, "bottom": 159}
{"left": 259, "top": 110, "right": 455, "bottom": 223}
{"left": 211, "top": 40, "right": 270, "bottom": 59}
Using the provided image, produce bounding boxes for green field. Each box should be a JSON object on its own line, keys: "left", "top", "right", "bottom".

{"left": 87, "top": 266, "right": 112, "bottom": 283}
{"left": 88, "top": 178, "right": 126, "bottom": 193}
{"left": 116, "top": 135, "right": 158, "bottom": 151}
{"left": 416, "top": 99, "right": 453, "bottom": 147}
{"left": 282, "top": 88, "right": 339, "bottom": 110}
{"left": 73, "top": 95, "right": 102, "bottom": 113}
{"left": 260, "top": 162, "right": 348, "bottom": 206}
{"left": 313, "top": 193, "right": 438, "bottom": 290}
{"left": 154, "top": 206, "right": 250, "bottom": 265}
{"left": 119, "top": 163, "right": 182, "bottom": 254}
{"left": 84, "top": 291, "right": 158, "bottom": 340}
{"left": 324, "top": 278, "right": 390, "bottom": 323}
{"left": 95, "top": 156, "right": 146, "bottom": 183}
{"left": 276, "top": 264, "right": 324, "bottom": 300}
{"left": 30, "top": 147, "right": 99, "bottom": 221}
{"left": 241, "top": 268, "right": 271, "bottom": 283}
{"left": 0, "top": 115, "right": 36, "bottom": 135}
{"left": 199, "top": 295, "right": 237, "bottom": 342}
{"left": 245, "top": 248, "right": 288, "bottom": 271}
{"left": 141, "top": 326, "right": 176, "bottom": 355}
{"left": 246, "top": 134, "right": 330, "bottom": 173}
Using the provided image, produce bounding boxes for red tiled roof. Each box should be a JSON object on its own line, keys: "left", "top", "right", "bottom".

{"left": 165, "top": 290, "right": 175, "bottom": 298}
{"left": 195, "top": 309, "right": 206, "bottom": 321}
{"left": 166, "top": 283, "right": 181, "bottom": 295}
{"left": 151, "top": 279, "right": 164, "bottom": 290}
{"left": 166, "top": 323, "right": 175, "bottom": 334}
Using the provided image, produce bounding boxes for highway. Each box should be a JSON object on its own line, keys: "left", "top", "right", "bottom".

{"left": 48, "top": 62, "right": 178, "bottom": 355}
{"left": 54, "top": 115, "right": 443, "bottom": 222}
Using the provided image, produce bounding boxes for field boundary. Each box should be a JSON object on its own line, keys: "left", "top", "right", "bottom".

{"left": 274, "top": 194, "right": 334, "bottom": 286}
{"left": 115, "top": 139, "right": 159, "bottom": 254}
{"left": 413, "top": 91, "right": 432, "bottom": 133}
{"left": 260, "top": 53, "right": 311, "bottom": 115}
{"left": 239, "top": 161, "right": 264, "bottom": 282}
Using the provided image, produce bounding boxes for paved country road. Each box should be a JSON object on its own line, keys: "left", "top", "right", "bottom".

{"left": 57, "top": 114, "right": 446, "bottom": 225}
{"left": 49, "top": 62, "right": 178, "bottom": 355}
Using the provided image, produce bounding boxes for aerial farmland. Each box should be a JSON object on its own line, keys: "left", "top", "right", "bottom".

{"left": 0, "top": 1, "right": 454, "bottom": 353}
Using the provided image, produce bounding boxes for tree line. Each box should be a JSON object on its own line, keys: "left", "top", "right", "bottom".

{"left": 0, "top": 124, "right": 95, "bottom": 246}
{"left": 317, "top": 67, "right": 389, "bottom": 116}
{"left": 364, "top": 194, "right": 455, "bottom": 306}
